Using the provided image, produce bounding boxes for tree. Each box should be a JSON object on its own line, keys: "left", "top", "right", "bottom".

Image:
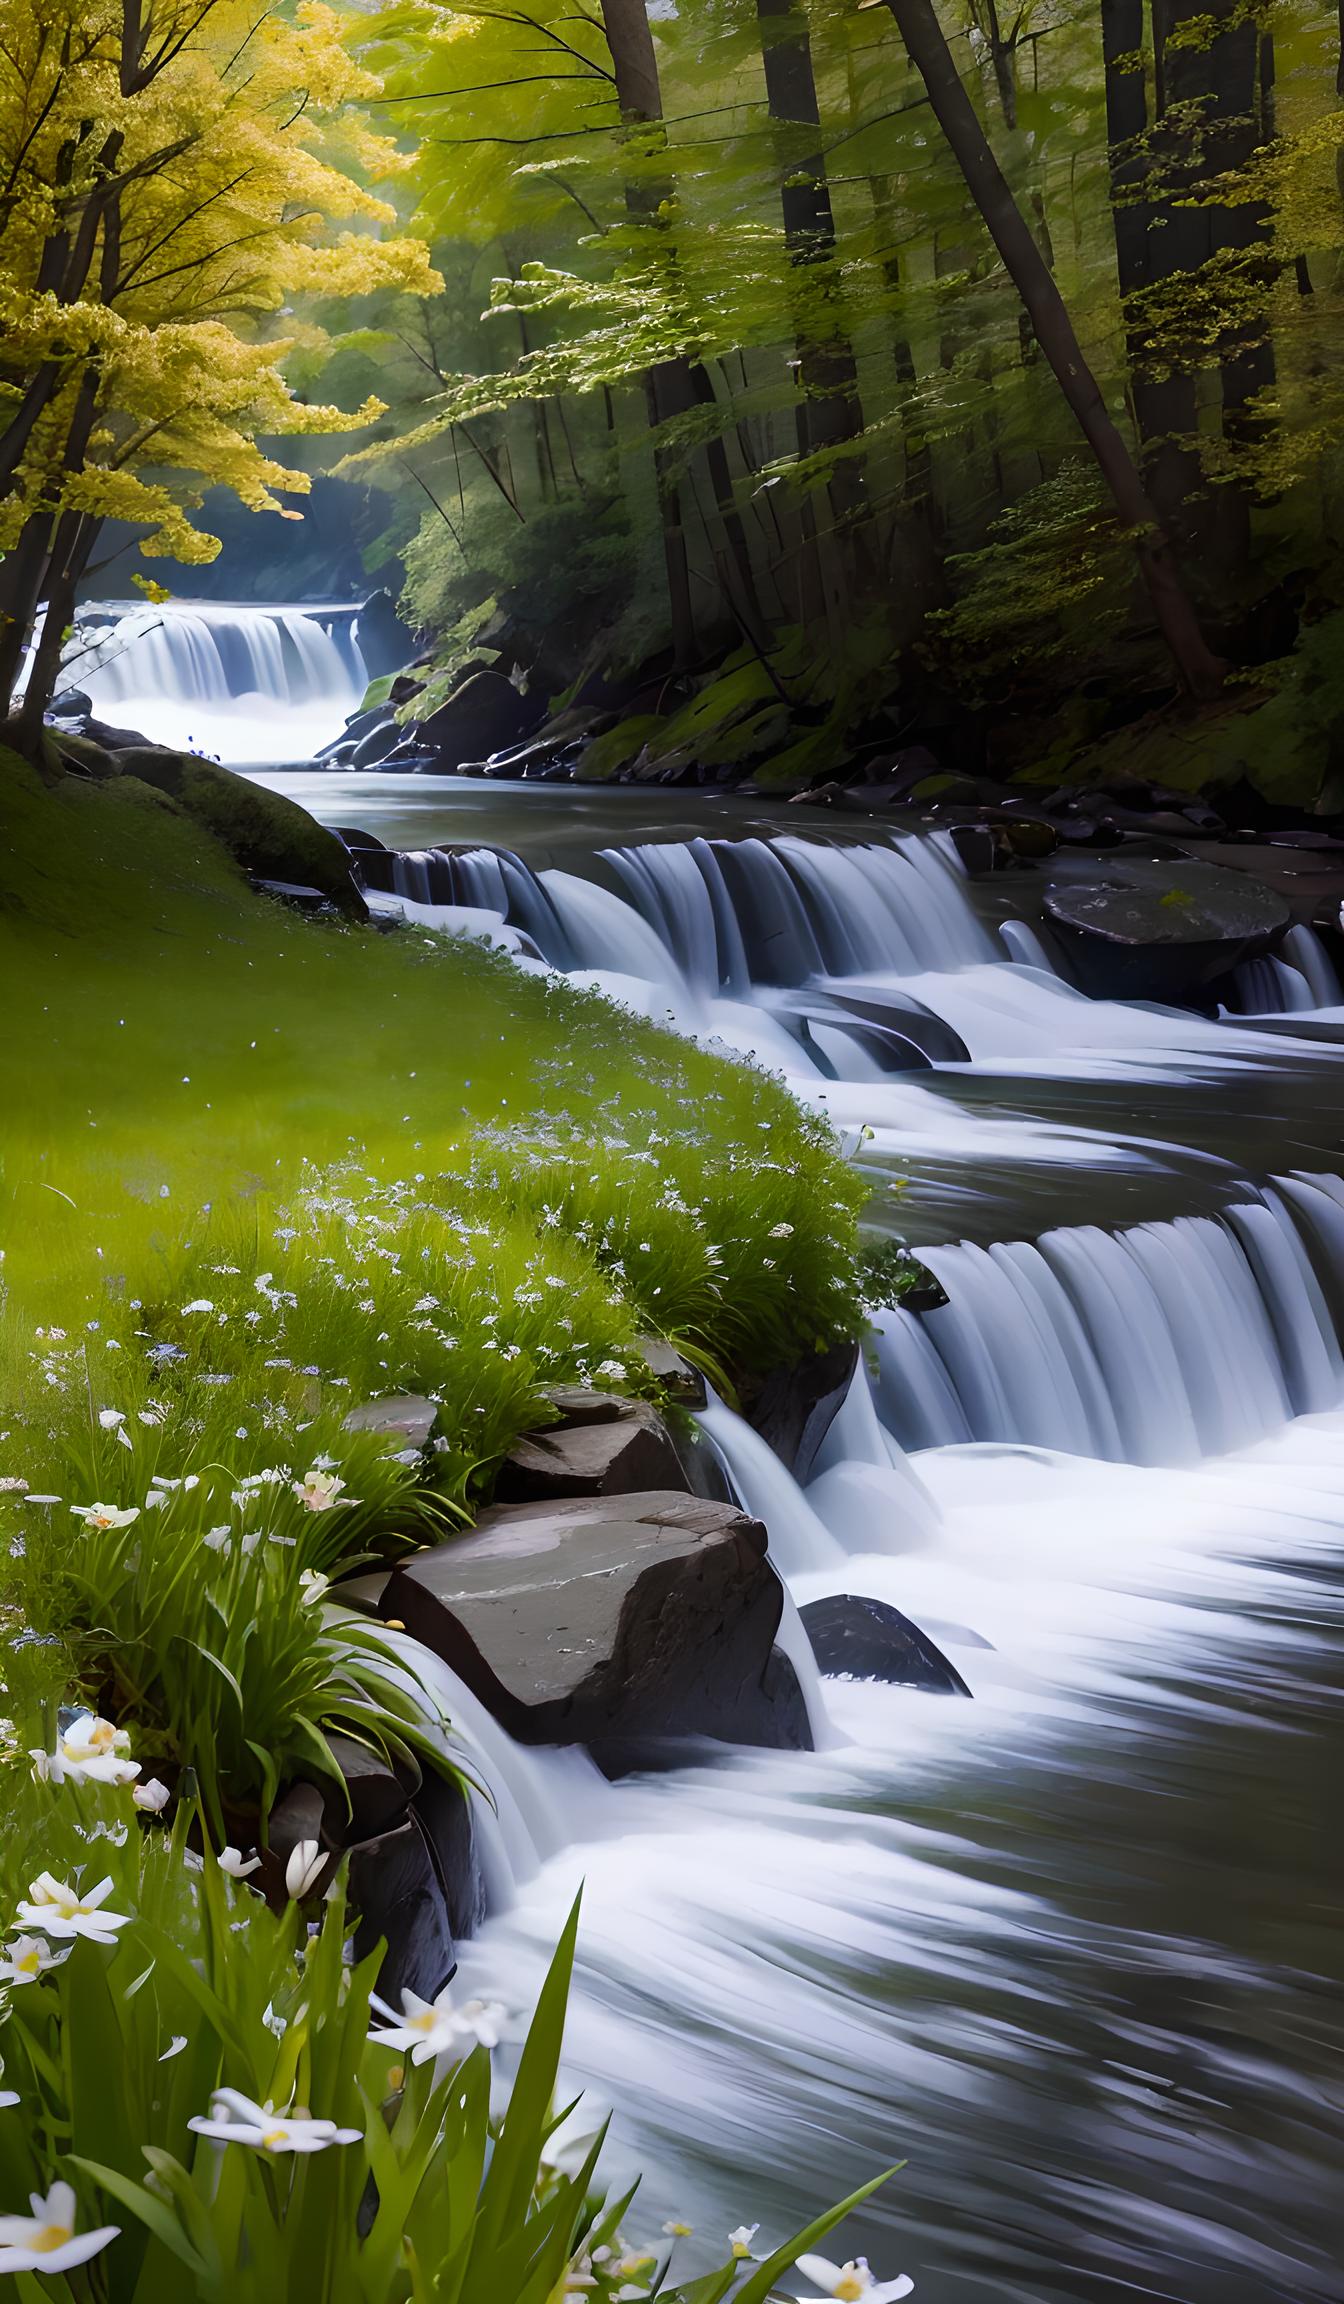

{"left": 878, "top": 0, "right": 1226, "bottom": 699}
{"left": 0, "top": 0, "right": 439, "bottom": 743}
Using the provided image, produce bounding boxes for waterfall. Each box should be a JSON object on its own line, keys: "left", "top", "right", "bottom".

{"left": 381, "top": 1633, "right": 607, "bottom": 1912}
{"left": 875, "top": 1194, "right": 1343, "bottom": 1465}
{"left": 68, "top": 600, "right": 368, "bottom": 762}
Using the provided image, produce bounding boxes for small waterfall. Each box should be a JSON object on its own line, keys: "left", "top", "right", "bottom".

{"left": 363, "top": 831, "right": 992, "bottom": 991}
{"left": 382, "top": 1633, "right": 607, "bottom": 1911}
{"left": 69, "top": 599, "right": 367, "bottom": 762}
{"left": 697, "top": 1398, "right": 846, "bottom": 1580}
{"left": 1229, "top": 925, "right": 1342, "bottom": 1014}
{"left": 875, "top": 1197, "right": 1344, "bottom": 1466}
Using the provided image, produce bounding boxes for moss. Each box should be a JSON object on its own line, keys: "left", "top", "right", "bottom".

{"left": 1013, "top": 611, "right": 1344, "bottom": 812}
{"left": 115, "top": 749, "right": 364, "bottom": 912}
{"left": 574, "top": 713, "right": 665, "bottom": 782}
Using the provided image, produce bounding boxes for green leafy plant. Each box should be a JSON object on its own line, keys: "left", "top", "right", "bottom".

{"left": 0, "top": 1764, "right": 899, "bottom": 2303}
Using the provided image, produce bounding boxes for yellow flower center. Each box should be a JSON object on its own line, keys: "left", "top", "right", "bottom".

{"left": 16, "top": 1951, "right": 40, "bottom": 1976}
{"left": 31, "top": 2223, "right": 72, "bottom": 2254}
{"left": 834, "top": 2280, "right": 865, "bottom": 2302}
{"left": 410, "top": 2010, "right": 438, "bottom": 2032}
{"left": 261, "top": 2128, "right": 290, "bottom": 2150}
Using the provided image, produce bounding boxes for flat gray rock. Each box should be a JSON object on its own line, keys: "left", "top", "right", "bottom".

{"left": 382, "top": 1490, "right": 810, "bottom": 1762}
{"left": 1043, "top": 858, "right": 1289, "bottom": 945}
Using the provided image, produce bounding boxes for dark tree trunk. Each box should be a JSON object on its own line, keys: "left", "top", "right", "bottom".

{"left": 600, "top": 0, "right": 768, "bottom": 662}
{"left": 1148, "top": 0, "right": 1274, "bottom": 556}
{"left": 883, "top": 0, "right": 1225, "bottom": 698}
{"left": 0, "top": 367, "right": 102, "bottom": 711}
{"left": 17, "top": 512, "right": 101, "bottom": 751}
{"left": 1100, "top": 0, "right": 1204, "bottom": 539}
{"left": 756, "top": 0, "right": 871, "bottom": 588}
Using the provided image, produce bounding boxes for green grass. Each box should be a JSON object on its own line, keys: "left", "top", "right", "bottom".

{"left": 0, "top": 749, "right": 867, "bottom": 1807}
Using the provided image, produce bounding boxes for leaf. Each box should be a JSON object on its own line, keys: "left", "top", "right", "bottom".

{"left": 730, "top": 2169, "right": 904, "bottom": 2304}
{"left": 70, "top": 2155, "right": 209, "bottom": 2277}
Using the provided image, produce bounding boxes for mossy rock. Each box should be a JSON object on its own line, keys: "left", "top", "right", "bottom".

{"left": 116, "top": 750, "right": 364, "bottom": 915}
{"left": 575, "top": 714, "right": 666, "bottom": 783}
{"left": 49, "top": 731, "right": 122, "bottom": 781}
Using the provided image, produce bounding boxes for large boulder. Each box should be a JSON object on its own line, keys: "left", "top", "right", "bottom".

{"left": 494, "top": 1397, "right": 686, "bottom": 1504}
{"left": 118, "top": 750, "right": 365, "bottom": 916}
{"left": 800, "top": 1594, "right": 971, "bottom": 1694}
{"left": 381, "top": 1490, "right": 811, "bottom": 1770}
{"left": 1042, "top": 856, "right": 1290, "bottom": 1000}
{"left": 420, "top": 670, "right": 539, "bottom": 768}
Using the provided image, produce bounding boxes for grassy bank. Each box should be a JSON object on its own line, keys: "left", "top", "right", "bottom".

{"left": 0, "top": 749, "right": 866, "bottom": 1793}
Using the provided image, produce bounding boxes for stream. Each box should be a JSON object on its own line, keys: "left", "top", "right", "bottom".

{"left": 92, "top": 605, "right": 1344, "bottom": 2302}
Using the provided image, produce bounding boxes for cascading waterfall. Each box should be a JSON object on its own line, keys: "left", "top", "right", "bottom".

{"left": 321, "top": 788, "right": 1344, "bottom": 2296}
{"left": 68, "top": 599, "right": 368, "bottom": 762}
{"left": 875, "top": 1189, "right": 1343, "bottom": 1465}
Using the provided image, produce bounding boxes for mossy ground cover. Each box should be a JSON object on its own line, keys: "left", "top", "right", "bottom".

{"left": 0, "top": 750, "right": 865, "bottom": 1802}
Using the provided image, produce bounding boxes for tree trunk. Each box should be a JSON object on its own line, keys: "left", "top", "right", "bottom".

{"left": 17, "top": 511, "right": 100, "bottom": 751}
{"left": 600, "top": 0, "right": 768, "bottom": 662}
{"left": 1148, "top": 0, "right": 1274, "bottom": 562}
{"left": 882, "top": 0, "right": 1224, "bottom": 697}
{"left": 1100, "top": 0, "right": 1204, "bottom": 539}
{"left": 755, "top": 0, "right": 871, "bottom": 603}
{"left": 0, "top": 366, "right": 103, "bottom": 711}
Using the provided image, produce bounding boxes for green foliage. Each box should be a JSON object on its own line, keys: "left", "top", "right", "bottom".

{"left": 926, "top": 461, "right": 1134, "bottom": 704}
{"left": 0, "top": 1773, "right": 893, "bottom": 2302}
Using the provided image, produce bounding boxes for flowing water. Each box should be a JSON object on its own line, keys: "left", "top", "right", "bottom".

{"left": 295, "top": 790, "right": 1340, "bottom": 2302}
{"left": 158, "top": 635, "right": 1344, "bottom": 2300}
{"left": 69, "top": 600, "right": 368, "bottom": 761}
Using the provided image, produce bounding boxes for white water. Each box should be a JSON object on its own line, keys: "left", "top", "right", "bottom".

{"left": 67, "top": 600, "right": 368, "bottom": 761}
{"left": 313, "top": 799, "right": 1344, "bottom": 2292}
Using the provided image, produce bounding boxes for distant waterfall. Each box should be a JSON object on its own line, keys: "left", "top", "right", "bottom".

{"left": 70, "top": 600, "right": 368, "bottom": 762}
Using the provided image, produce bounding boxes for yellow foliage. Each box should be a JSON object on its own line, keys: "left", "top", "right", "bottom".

{"left": 0, "top": 0, "right": 444, "bottom": 578}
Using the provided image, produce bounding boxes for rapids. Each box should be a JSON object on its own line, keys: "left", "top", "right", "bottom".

{"left": 261, "top": 757, "right": 1341, "bottom": 2300}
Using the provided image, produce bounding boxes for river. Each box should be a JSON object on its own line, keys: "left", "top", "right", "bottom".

{"left": 88, "top": 605, "right": 1344, "bottom": 2301}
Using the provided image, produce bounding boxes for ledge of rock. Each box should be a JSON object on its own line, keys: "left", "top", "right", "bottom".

{"left": 495, "top": 1394, "right": 686, "bottom": 1503}
{"left": 801, "top": 1594, "right": 971, "bottom": 1694}
{"left": 381, "top": 1489, "right": 810, "bottom": 1768}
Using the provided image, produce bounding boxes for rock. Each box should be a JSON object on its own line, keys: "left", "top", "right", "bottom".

{"left": 349, "top": 1813, "right": 457, "bottom": 2003}
{"left": 494, "top": 1399, "right": 686, "bottom": 1504}
{"left": 414, "top": 1772, "right": 488, "bottom": 1941}
{"left": 118, "top": 750, "right": 366, "bottom": 916}
{"left": 49, "top": 729, "right": 120, "bottom": 781}
{"left": 800, "top": 1594, "right": 971, "bottom": 1694}
{"left": 421, "top": 670, "right": 539, "bottom": 769}
{"left": 540, "top": 1385, "right": 625, "bottom": 1427}
{"left": 254, "top": 1780, "right": 335, "bottom": 1905}
{"left": 333, "top": 1569, "right": 391, "bottom": 1617}
{"left": 351, "top": 719, "right": 400, "bottom": 769}
{"left": 49, "top": 686, "right": 94, "bottom": 719}
{"left": 355, "top": 589, "right": 416, "bottom": 681}
{"left": 635, "top": 1335, "right": 707, "bottom": 1406}
{"left": 810, "top": 988, "right": 971, "bottom": 1068}
{"left": 250, "top": 876, "right": 342, "bottom": 912}
{"left": 344, "top": 1393, "right": 441, "bottom": 1452}
{"left": 1042, "top": 857, "right": 1291, "bottom": 999}
{"left": 322, "top": 1732, "right": 416, "bottom": 1845}
{"left": 381, "top": 1490, "right": 810, "bottom": 1767}
{"left": 740, "top": 1338, "right": 859, "bottom": 1481}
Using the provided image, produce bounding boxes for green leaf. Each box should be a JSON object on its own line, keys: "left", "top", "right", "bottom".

{"left": 70, "top": 2155, "right": 209, "bottom": 2276}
